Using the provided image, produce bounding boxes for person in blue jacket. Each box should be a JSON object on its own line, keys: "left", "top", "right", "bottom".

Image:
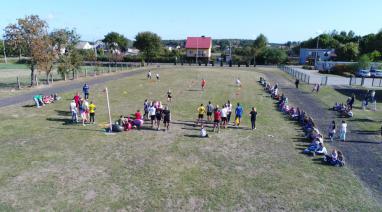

{"left": 83, "top": 83, "right": 90, "bottom": 99}
{"left": 234, "top": 102, "right": 243, "bottom": 127}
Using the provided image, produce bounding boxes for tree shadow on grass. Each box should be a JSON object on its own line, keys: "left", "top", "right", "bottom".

{"left": 46, "top": 117, "right": 73, "bottom": 125}
{"left": 52, "top": 127, "right": 102, "bottom": 132}
{"left": 351, "top": 130, "right": 380, "bottom": 135}
{"left": 348, "top": 118, "right": 378, "bottom": 123}
{"left": 343, "top": 140, "right": 381, "bottom": 144}
{"left": 55, "top": 110, "right": 71, "bottom": 116}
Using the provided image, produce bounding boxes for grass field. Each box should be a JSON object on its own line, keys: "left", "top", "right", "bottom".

{"left": 0, "top": 67, "right": 380, "bottom": 210}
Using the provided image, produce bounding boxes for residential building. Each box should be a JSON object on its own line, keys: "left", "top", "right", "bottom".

{"left": 185, "top": 36, "right": 212, "bottom": 59}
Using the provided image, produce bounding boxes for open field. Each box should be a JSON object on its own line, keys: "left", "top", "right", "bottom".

{"left": 0, "top": 67, "right": 380, "bottom": 210}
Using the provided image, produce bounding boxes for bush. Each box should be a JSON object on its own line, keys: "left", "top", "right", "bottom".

{"left": 302, "top": 65, "right": 314, "bottom": 70}
{"left": 330, "top": 64, "right": 357, "bottom": 76}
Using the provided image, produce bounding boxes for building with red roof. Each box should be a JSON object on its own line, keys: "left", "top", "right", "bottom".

{"left": 185, "top": 36, "right": 212, "bottom": 60}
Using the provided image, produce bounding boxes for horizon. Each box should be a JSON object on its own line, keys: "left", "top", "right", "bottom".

{"left": 1, "top": 0, "right": 382, "bottom": 43}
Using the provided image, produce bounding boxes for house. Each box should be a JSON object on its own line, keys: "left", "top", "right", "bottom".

{"left": 185, "top": 36, "right": 212, "bottom": 60}
{"left": 299, "top": 48, "right": 335, "bottom": 65}
{"left": 75, "top": 41, "right": 94, "bottom": 50}
{"left": 125, "top": 48, "right": 140, "bottom": 56}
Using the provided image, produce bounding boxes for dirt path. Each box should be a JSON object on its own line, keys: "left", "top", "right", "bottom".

{"left": 0, "top": 68, "right": 149, "bottom": 108}
{"left": 259, "top": 68, "right": 382, "bottom": 202}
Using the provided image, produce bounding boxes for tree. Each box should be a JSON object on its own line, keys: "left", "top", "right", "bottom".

{"left": 53, "top": 29, "right": 83, "bottom": 80}
{"left": 133, "top": 32, "right": 162, "bottom": 62}
{"left": 335, "top": 42, "right": 359, "bottom": 61}
{"left": 253, "top": 34, "right": 268, "bottom": 50}
{"left": 257, "top": 48, "right": 288, "bottom": 65}
{"left": 357, "top": 54, "right": 371, "bottom": 70}
{"left": 32, "top": 35, "right": 57, "bottom": 83}
{"left": 368, "top": 50, "right": 381, "bottom": 62}
{"left": 4, "top": 15, "right": 48, "bottom": 86}
{"left": 103, "top": 32, "right": 130, "bottom": 52}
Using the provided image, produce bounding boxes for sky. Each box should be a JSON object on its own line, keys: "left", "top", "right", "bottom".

{"left": 1, "top": 0, "right": 381, "bottom": 43}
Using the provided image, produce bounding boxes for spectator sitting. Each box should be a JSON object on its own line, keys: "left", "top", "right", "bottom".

{"left": 200, "top": 125, "right": 208, "bottom": 138}
{"left": 303, "top": 139, "right": 320, "bottom": 155}
{"left": 315, "top": 142, "right": 327, "bottom": 155}
{"left": 324, "top": 149, "right": 345, "bottom": 167}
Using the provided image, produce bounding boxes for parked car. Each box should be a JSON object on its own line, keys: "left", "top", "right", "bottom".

{"left": 371, "top": 69, "right": 382, "bottom": 78}
{"left": 356, "top": 69, "right": 371, "bottom": 77}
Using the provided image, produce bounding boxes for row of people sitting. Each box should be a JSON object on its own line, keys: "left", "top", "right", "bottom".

{"left": 259, "top": 77, "right": 345, "bottom": 167}
{"left": 331, "top": 102, "right": 353, "bottom": 118}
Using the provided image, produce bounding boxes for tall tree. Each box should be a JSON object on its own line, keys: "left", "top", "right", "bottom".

{"left": 335, "top": 42, "right": 359, "bottom": 61}
{"left": 103, "top": 32, "right": 129, "bottom": 52}
{"left": 4, "top": 15, "right": 48, "bottom": 86}
{"left": 133, "top": 31, "right": 162, "bottom": 62}
{"left": 253, "top": 34, "right": 268, "bottom": 50}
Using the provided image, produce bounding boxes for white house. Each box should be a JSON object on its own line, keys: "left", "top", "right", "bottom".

{"left": 75, "top": 41, "right": 94, "bottom": 50}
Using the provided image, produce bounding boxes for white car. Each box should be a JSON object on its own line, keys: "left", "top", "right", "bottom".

{"left": 356, "top": 69, "right": 371, "bottom": 77}
{"left": 370, "top": 69, "right": 382, "bottom": 78}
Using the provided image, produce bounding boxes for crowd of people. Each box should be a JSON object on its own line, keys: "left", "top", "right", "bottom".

{"left": 260, "top": 77, "right": 345, "bottom": 167}
{"left": 195, "top": 100, "right": 257, "bottom": 137}
{"left": 70, "top": 83, "right": 96, "bottom": 126}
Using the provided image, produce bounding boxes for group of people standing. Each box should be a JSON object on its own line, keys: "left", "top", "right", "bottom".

{"left": 69, "top": 83, "right": 96, "bottom": 126}
{"left": 196, "top": 100, "right": 258, "bottom": 135}
{"left": 144, "top": 99, "right": 171, "bottom": 131}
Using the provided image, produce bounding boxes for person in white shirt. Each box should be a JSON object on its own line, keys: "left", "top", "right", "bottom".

{"left": 147, "top": 71, "right": 152, "bottom": 79}
{"left": 70, "top": 100, "right": 78, "bottom": 123}
{"left": 221, "top": 104, "right": 228, "bottom": 128}
{"left": 200, "top": 125, "right": 208, "bottom": 138}
{"left": 148, "top": 104, "right": 156, "bottom": 128}
{"left": 339, "top": 120, "right": 347, "bottom": 142}
{"left": 156, "top": 73, "right": 160, "bottom": 80}
{"left": 236, "top": 78, "right": 241, "bottom": 87}
{"left": 226, "top": 100, "right": 233, "bottom": 123}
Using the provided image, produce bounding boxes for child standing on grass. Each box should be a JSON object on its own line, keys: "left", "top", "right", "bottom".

{"left": 70, "top": 100, "right": 78, "bottom": 123}
{"left": 328, "top": 120, "right": 336, "bottom": 142}
{"left": 234, "top": 103, "right": 243, "bottom": 127}
{"left": 339, "top": 120, "right": 347, "bottom": 142}
{"left": 163, "top": 106, "right": 171, "bottom": 131}
{"left": 249, "top": 107, "right": 258, "bottom": 130}
{"left": 213, "top": 106, "right": 221, "bottom": 133}
{"left": 201, "top": 79, "right": 206, "bottom": 90}
{"left": 196, "top": 104, "right": 206, "bottom": 126}
{"left": 89, "top": 101, "right": 96, "bottom": 124}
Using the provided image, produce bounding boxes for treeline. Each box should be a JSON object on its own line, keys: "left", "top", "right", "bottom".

{"left": 291, "top": 30, "right": 382, "bottom": 62}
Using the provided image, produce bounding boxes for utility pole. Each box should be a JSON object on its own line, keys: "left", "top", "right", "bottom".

{"left": 315, "top": 35, "right": 319, "bottom": 67}
{"left": 196, "top": 37, "right": 198, "bottom": 64}
{"left": 2, "top": 39, "right": 7, "bottom": 64}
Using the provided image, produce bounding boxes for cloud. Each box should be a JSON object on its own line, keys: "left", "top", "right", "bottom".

{"left": 46, "top": 13, "right": 55, "bottom": 21}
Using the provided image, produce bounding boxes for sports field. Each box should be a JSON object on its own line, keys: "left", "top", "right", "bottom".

{"left": 0, "top": 67, "right": 380, "bottom": 210}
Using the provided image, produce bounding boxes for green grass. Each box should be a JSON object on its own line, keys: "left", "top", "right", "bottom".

{"left": 0, "top": 63, "right": 29, "bottom": 70}
{"left": 0, "top": 67, "right": 380, "bottom": 210}
{"left": 274, "top": 68, "right": 382, "bottom": 141}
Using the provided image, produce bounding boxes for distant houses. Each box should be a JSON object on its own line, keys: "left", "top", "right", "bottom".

{"left": 185, "top": 36, "right": 212, "bottom": 61}
{"left": 75, "top": 41, "right": 94, "bottom": 50}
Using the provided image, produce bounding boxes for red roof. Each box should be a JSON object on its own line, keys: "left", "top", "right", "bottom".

{"left": 185, "top": 37, "right": 212, "bottom": 49}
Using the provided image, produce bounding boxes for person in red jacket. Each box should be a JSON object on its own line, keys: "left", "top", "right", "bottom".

{"left": 135, "top": 110, "right": 142, "bottom": 120}
{"left": 213, "top": 106, "right": 221, "bottom": 133}
{"left": 201, "top": 79, "right": 206, "bottom": 90}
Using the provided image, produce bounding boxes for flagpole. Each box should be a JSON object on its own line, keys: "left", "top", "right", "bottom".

{"left": 105, "top": 87, "right": 113, "bottom": 132}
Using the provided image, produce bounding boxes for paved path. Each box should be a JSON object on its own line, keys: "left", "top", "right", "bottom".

{"left": 0, "top": 68, "right": 148, "bottom": 108}
{"left": 259, "top": 68, "right": 382, "bottom": 203}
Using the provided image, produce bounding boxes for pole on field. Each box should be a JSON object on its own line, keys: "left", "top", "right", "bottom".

{"left": 16, "top": 76, "right": 20, "bottom": 89}
{"left": 105, "top": 87, "right": 113, "bottom": 133}
{"left": 2, "top": 40, "right": 7, "bottom": 64}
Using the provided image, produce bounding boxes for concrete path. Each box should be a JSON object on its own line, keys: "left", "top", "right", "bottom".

{"left": 259, "top": 68, "right": 382, "bottom": 203}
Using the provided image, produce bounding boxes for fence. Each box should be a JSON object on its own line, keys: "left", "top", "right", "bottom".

{"left": 2, "top": 63, "right": 139, "bottom": 90}
{"left": 279, "top": 65, "right": 382, "bottom": 88}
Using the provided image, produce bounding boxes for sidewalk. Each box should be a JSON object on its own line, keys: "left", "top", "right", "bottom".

{"left": 259, "top": 67, "right": 382, "bottom": 203}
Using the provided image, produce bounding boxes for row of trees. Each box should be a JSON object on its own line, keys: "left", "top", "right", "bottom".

{"left": 3, "top": 15, "right": 83, "bottom": 85}
{"left": 232, "top": 34, "right": 288, "bottom": 65}
{"left": 292, "top": 30, "right": 382, "bottom": 62}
